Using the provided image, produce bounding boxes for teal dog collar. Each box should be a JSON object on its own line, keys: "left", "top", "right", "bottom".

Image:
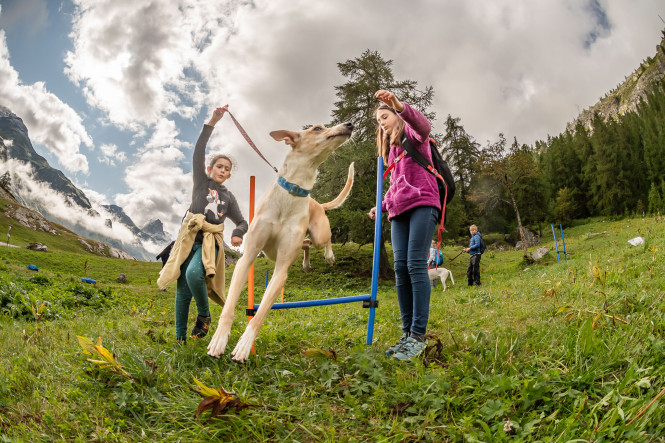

{"left": 277, "top": 176, "right": 310, "bottom": 197}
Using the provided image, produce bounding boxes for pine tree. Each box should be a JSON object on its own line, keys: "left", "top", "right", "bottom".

{"left": 441, "top": 115, "right": 480, "bottom": 235}
{"left": 648, "top": 182, "right": 662, "bottom": 214}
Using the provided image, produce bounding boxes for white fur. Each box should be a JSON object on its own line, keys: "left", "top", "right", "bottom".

{"left": 428, "top": 267, "right": 454, "bottom": 291}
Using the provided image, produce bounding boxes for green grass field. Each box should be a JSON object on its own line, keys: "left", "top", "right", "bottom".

{"left": 1, "top": 215, "right": 664, "bottom": 441}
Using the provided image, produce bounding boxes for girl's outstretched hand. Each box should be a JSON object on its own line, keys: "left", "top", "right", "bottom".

{"left": 209, "top": 105, "right": 229, "bottom": 126}
{"left": 231, "top": 235, "right": 243, "bottom": 247}
{"left": 375, "top": 90, "right": 404, "bottom": 112}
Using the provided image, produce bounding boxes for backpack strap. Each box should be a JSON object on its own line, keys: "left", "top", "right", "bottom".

{"left": 401, "top": 136, "right": 446, "bottom": 184}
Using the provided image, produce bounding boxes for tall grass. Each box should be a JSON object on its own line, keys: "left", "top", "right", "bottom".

{"left": 1, "top": 215, "right": 664, "bottom": 440}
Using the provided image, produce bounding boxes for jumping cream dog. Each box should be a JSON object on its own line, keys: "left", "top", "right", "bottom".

{"left": 428, "top": 267, "right": 454, "bottom": 291}
{"left": 208, "top": 122, "right": 354, "bottom": 362}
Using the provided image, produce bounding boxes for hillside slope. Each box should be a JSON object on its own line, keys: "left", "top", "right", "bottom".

{"left": 0, "top": 187, "right": 135, "bottom": 259}
{"left": 568, "top": 29, "right": 665, "bottom": 132}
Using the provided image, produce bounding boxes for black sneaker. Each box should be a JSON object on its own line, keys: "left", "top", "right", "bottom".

{"left": 191, "top": 315, "right": 211, "bottom": 338}
{"left": 176, "top": 337, "right": 186, "bottom": 345}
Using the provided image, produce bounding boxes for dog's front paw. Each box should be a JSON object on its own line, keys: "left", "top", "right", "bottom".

{"left": 207, "top": 317, "right": 232, "bottom": 357}
{"left": 324, "top": 248, "right": 335, "bottom": 265}
{"left": 231, "top": 328, "right": 257, "bottom": 363}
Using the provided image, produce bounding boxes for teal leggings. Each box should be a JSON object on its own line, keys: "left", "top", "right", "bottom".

{"left": 175, "top": 243, "right": 217, "bottom": 339}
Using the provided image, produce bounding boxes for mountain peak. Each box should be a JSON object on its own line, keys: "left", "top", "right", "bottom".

{"left": 141, "top": 219, "right": 164, "bottom": 235}
{"left": 0, "top": 105, "right": 16, "bottom": 118}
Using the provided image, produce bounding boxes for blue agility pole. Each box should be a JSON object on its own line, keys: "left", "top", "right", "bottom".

{"left": 252, "top": 157, "right": 384, "bottom": 345}
{"left": 255, "top": 294, "right": 371, "bottom": 310}
{"left": 365, "top": 157, "right": 383, "bottom": 344}
{"left": 551, "top": 223, "right": 567, "bottom": 263}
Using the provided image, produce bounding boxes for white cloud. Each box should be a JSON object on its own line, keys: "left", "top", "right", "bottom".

{"left": 0, "top": 30, "right": 92, "bottom": 173}
{"left": 114, "top": 145, "right": 191, "bottom": 237}
{"left": 99, "top": 143, "right": 127, "bottom": 165}
{"left": 64, "top": 0, "right": 218, "bottom": 129}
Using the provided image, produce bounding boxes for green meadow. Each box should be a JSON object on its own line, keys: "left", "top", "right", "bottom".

{"left": 1, "top": 215, "right": 664, "bottom": 441}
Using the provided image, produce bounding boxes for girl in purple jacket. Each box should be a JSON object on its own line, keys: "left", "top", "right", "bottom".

{"left": 368, "top": 89, "right": 441, "bottom": 361}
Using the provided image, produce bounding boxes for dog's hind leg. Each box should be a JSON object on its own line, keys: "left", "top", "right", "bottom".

{"left": 440, "top": 276, "right": 446, "bottom": 291}
{"left": 308, "top": 200, "right": 335, "bottom": 265}
{"left": 232, "top": 243, "right": 301, "bottom": 362}
{"left": 449, "top": 272, "right": 454, "bottom": 286}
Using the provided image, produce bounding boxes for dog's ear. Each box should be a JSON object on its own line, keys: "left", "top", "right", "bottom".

{"left": 270, "top": 130, "right": 300, "bottom": 148}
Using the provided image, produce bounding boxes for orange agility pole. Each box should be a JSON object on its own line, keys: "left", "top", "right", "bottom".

{"left": 248, "top": 175, "right": 256, "bottom": 354}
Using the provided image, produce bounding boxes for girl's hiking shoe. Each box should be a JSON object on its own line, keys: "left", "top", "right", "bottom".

{"left": 191, "top": 315, "right": 211, "bottom": 338}
{"left": 392, "top": 336, "right": 426, "bottom": 361}
{"left": 385, "top": 333, "right": 410, "bottom": 356}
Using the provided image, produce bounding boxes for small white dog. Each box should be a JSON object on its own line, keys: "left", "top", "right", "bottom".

{"left": 428, "top": 267, "right": 454, "bottom": 291}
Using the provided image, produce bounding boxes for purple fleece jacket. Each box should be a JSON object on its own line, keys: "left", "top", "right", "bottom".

{"left": 381, "top": 102, "right": 440, "bottom": 220}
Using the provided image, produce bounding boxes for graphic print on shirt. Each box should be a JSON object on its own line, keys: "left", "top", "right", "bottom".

{"left": 204, "top": 189, "right": 225, "bottom": 220}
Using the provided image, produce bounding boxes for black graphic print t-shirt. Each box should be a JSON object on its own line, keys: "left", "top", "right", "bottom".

{"left": 189, "top": 124, "right": 248, "bottom": 243}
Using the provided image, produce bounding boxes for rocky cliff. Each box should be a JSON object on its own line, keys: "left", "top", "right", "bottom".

{"left": 568, "top": 30, "right": 665, "bottom": 132}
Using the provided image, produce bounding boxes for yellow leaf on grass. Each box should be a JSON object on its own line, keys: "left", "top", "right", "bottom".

{"left": 556, "top": 306, "right": 573, "bottom": 315}
{"left": 303, "top": 347, "right": 336, "bottom": 360}
{"left": 77, "top": 336, "right": 94, "bottom": 355}
{"left": 91, "top": 345, "right": 116, "bottom": 365}
{"left": 193, "top": 377, "right": 222, "bottom": 399}
{"left": 592, "top": 311, "right": 603, "bottom": 329}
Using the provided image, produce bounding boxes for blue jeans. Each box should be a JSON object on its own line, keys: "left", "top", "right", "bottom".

{"left": 175, "top": 242, "right": 217, "bottom": 339}
{"left": 390, "top": 206, "right": 439, "bottom": 336}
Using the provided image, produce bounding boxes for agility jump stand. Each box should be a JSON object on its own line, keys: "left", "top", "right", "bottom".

{"left": 245, "top": 158, "right": 384, "bottom": 348}
{"left": 551, "top": 223, "right": 567, "bottom": 264}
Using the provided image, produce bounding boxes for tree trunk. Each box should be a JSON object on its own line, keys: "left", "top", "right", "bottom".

{"left": 509, "top": 189, "right": 529, "bottom": 257}
{"left": 379, "top": 240, "right": 393, "bottom": 280}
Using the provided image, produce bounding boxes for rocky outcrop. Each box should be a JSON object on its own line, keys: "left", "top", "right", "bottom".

{"left": 4, "top": 204, "right": 58, "bottom": 234}
{"left": 514, "top": 228, "right": 540, "bottom": 250}
{"left": 26, "top": 242, "right": 48, "bottom": 252}
{"left": 568, "top": 30, "right": 665, "bottom": 133}
{"left": 77, "top": 237, "right": 135, "bottom": 260}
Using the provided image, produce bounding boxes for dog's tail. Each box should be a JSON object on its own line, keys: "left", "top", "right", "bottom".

{"left": 321, "top": 162, "right": 355, "bottom": 211}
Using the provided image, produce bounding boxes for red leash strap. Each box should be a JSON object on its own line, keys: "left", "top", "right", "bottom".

{"left": 434, "top": 182, "right": 447, "bottom": 269}
{"left": 382, "top": 151, "right": 406, "bottom": 180}
{"left": 227, "top": 111, "right": 279, "bottom": 174}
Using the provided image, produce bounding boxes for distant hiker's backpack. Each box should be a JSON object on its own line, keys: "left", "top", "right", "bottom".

{"left": 479, "top": 235, "right": 487, "bottom": 254}
{"left": 400, "top": 136, "right": 456, "bottom": 222}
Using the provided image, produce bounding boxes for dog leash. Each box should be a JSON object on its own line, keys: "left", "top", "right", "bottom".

{"left": 447, "top": 250, "right": 465, "bottom": 265}
{"left": 226, "top": 111, "right": 279, "bottom": 174}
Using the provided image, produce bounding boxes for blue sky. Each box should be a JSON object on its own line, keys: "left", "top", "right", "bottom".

{"left": 0, "top": 0, "right": 663, "bottom": 249}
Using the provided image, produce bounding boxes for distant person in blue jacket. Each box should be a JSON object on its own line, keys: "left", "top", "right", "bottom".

{"left": 463, "top": 224, "right": 483, "bottom": 286}
{"left": 427, "top": 241, "right": 443, "bottom": 268}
